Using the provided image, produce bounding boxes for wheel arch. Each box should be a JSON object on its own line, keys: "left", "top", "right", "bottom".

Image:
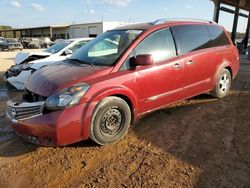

{"left": 111, "top": 94, "right": 135, "bottom": 125}
{"left": 82, "top": 86, "right": 139, "bottom": 137}
{"left": 213, "top": 60, "right": 233, "bottom": 87}
{"left": 92, "top": 87, "right": 139, "bottom": 124}
{"left": 224, "top": 66, "right": 232, "bottom": 78}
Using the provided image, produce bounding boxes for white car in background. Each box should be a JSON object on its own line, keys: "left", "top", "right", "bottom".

{"left": 4, "top": 38, "right": 92, "bottom": 90}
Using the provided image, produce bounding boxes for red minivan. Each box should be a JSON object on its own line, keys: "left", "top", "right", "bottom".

{"left": 6, "top": 19, "right": 239, "bottom": 146}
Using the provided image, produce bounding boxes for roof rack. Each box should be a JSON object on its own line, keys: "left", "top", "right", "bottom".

{"left": 151, "top": 18, "right": 216, "bottom": 25}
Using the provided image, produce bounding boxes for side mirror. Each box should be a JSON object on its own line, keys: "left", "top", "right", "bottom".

{"left": 64, "top": 49, "right": 73, "bottom": 56}
{"left": 130, "top": 54, "right": 154, "bottom": 67}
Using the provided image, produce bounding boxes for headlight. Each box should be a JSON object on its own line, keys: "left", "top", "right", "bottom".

{"left": 45, "top": 83, "right": 90, "bottom": 110}
{"left": 12, "top": 63, "right": 31, "bottom": 71}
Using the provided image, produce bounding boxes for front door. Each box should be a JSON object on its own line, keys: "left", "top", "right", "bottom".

{"left": 131, "top": 28, "right": 184, "bottom": 114}
{"left": 136, "top": 58, "right": 184, "bottom": 114}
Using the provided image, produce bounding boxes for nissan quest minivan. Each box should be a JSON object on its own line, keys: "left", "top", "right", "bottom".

{"left": 6, "top": 19, "right": 239, "bottom": 146}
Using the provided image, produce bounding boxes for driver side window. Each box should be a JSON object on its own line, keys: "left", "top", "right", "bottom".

{"left": 120, "top": 28, "right": 177, "bottom": 71}
{"left": 134, "top": 28, "right": 176, "bottom": 63}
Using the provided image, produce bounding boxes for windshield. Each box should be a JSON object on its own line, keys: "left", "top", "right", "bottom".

{"left": 44, "top": 40, "right": 73, "bottom": 54}
{"left": 69, "top": 30, "right": 142, "bottom": 66}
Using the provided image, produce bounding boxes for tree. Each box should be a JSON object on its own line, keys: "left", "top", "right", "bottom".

{"left": 0, "top": 25, "right": 12, "bottom": 30}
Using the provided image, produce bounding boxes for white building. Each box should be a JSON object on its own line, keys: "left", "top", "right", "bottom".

{"left": 69, "top": 21, "right": 127, "bottom": 38}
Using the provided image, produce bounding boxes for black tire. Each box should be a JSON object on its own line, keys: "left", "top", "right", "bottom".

{"left": 90, "top": 96, "right": 131, "bottom": 145}
{"left": 211, "top": 68, "right": 232, "bottom": 98}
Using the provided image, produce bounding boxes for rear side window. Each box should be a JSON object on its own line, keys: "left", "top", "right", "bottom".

{"left": 172, "top": 25, "right": 211, "bottom": 54}
{"left": 134, "top": 28, "right": 176, "bottom": 62}
{"left": 207, "top": 25, "right": 231, "bottom": 47}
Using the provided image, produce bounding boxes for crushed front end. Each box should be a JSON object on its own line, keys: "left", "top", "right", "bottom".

{"left": 4, "top": 64, "right": 34, "bottom": 90}
{"left": 5, "top": 90, "right": 87, "bottom": 146}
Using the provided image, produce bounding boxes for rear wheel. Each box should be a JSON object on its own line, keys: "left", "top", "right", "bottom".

{"left": 211, "top": 68, "right": 232, "bottom": 98}
{"left": 90, "top": 96, "right": 131, "bottom": 145}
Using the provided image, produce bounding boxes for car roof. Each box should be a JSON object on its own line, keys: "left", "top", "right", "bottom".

{"left": 114, "top": 23, "right": 153, "bottom": 31}
{"left": 114, "top": 18, "right": 218, "bottom": 31}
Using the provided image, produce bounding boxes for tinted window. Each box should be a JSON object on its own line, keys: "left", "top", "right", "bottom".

{"left": 207, "top": 25, "right": 230, "bottom": 47}
{"left": 134, "top": 28, "right": 176, "bottom": 62}
{"left": 172, "top": 25, "right": 211, "bottom": 54}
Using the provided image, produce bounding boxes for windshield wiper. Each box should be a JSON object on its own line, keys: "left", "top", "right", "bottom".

{"left": 68, "top": 58, "right": 94, "bottom": 66}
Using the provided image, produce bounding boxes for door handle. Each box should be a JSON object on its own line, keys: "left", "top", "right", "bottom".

{"left": 173, "top": 63, "right": 180, "bottom": 69}
{"left": 186, "top": 60, "right": 194, "bottom": 65}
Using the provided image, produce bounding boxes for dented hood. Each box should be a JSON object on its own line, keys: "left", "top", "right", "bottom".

{"left": 25, "top": 61, "right": 112, "bottom": 97}
{"left": 14, "top": 51, "right": 52, "bottom": 65}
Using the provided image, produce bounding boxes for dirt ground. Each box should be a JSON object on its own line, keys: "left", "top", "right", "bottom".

{"left": 0, "top": 51, "right": 250, "bottom": 188}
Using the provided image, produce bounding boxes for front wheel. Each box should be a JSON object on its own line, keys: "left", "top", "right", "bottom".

{"left": 211, "top": 68, "right": 232, "bottom": 98}
{"left": 90, "top": 96, "right": 131, "bottom": 145}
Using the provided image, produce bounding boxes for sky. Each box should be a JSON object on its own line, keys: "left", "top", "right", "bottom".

{"left": 0, "top": 0, "right": 248, "bottom": 33}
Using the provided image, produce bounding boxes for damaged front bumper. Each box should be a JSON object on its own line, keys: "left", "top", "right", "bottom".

{"left": 6, "top": 100, "right": 60, "bottom": 146}
{"left": 4, "top": 68, "right": 32, "bottom": 90}
{"left": 5, "top": 99, "right": 89, "bottom": 146}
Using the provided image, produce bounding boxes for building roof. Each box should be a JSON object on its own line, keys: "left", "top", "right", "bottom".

{"left": 0, "top": 24, "right": 70, "bottom": 32}
{"left": 212, "top": 0, "right": 250, "bottom": 11}
{"left": 0, "top": 21, "right": 127, "bottom": 32}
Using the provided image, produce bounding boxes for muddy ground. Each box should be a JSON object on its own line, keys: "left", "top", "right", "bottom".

{"left": 0, "top": 52, "right": 250, "bottom": 188}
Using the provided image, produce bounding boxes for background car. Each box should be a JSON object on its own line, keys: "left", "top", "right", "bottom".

{"left": 49, "top": 38, "right": 64, "bottom": 46}
{"left": 4, "top": 38, "right": 93, "bottom": 90}
{"left": 21, "top": 37, "right": 33, "bottom": 49}
{"left": 6, "top": 38, "right": 23, "bottom": 51}
{"left": 38, "top": 37, "right": 52, "bottom": 48}
{"left": 0, "top": 37, "right": 9, "bottom": 51}
{"left": 27, "top": 38, "right": 44, "bottom": 49}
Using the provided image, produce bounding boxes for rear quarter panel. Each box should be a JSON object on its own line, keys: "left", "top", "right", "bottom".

{"left": 213, "top": 43, "right": 239, "bottom": 86}
{"left": 223, "top": 27, "right": 240, "bottom": 78}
